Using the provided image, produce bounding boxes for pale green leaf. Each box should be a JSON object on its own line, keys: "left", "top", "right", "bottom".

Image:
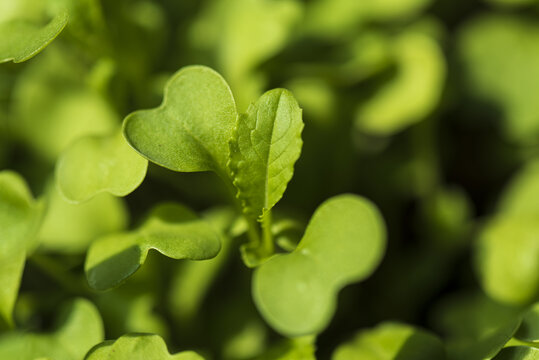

{"left": 253, "top": 194, "right": 386, "bottom": 336}
{"left": 0, "top": 171, "right": 43, "bottom": 327}
{"left": 229, "top": 89, "right": 303, "bottom": 219}
{"left": 85, "top": 203, "right": 222, "bottom": 290}
{"left": 255, "top": 336, "right": 316, "bottom": 360}
{"left": 123, "top": 65, "right": 237, "bottom": 176}
{"left": 332, "top": 322, "right": 445, "bottom": 360}
{"left": 497, "top": 160, "right": 539, "bottom": 217}
{"left": 84, "top": 334, "right": 204, "bottom": 360}
{"left": 515, "top": 302, "right": 539, "bottom": 343}
{"left": 493, "top": 347, "right": 539, "bottom": 360}
{"left": 56, "top": 129, "right": 148, "bottom": 203}
{"left": 356, "top": 30, "right": 445, "bottom": 135}
{"left": 38, "top": 183, "right": 128, "bottom": 253}
{"left": 0, "top": 10, "right": 68, "bottom": 63}
{"left": 0, "top": 298, "right": 103, "bottom": 360}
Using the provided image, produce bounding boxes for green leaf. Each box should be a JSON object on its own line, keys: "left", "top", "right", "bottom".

{"left": 497, "top": 160, "right": 539, "bottom": 217}
{"left": 475, "top": 215, "right": 539, "bottom": 305}
{"left": 459, "top": 15, "right": 539, "bottom": 144}
{"left": 85, "top": 334, "right": 204, "bottom": 360}
{"left": 85, "top": 203, "right": 222, "bottom": 290}
{"left": 123, "top": 65, "right": 237, "bottom": 176}
{"left": 254, "top": 336, "right": 316, "bottom": 360}
{"left": 0, "top": 171, "right": 43, "bottom": 327}
{"left": 56, "top": 129, "right": 148, "bottom": 203}
{"left": 0, "top": 10, "right": 68, "bottom": 63}
{"left": 253, "top": 194, "right": 386, "bottom": 336}
{"left": 0, "top": 298, "right": 103, "bottom": 360}
{"left": 355, "top": 30, "right": 445, "bottom": 135}
{"left": 229, "top": 89, "right": 303, "bottom": 219}
{"left": 332, "top": 322, "right": 445, "bottom": 360}
{"left": 38, "top": 183, "right": 128, "bottom": 254}
{"left": 515, "top": 302, "right": 539, "bottom": 343}
{"left": 493, "top": 347, "right": 539, "bottom": 360}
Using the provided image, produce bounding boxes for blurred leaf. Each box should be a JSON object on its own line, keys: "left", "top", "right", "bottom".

{"left": 0, "top": 171, "right": 43, "bottom": 327}
{"left": 459, "top": 15, "right": 539, "bottom": 144}
{"left": 56, "top": 129, "right": 148, "bottom": 203}
{"left": 493, "top": 347, "right": 539, "bottom": 360}
{"left": 123, "top": 65, "right": 237, "bottom": 177}
{"left": 254, "top": 336, "right": 316, "bottom": 360}
{"left": 229, "top": 89, "right": 303, "bottom": 219}
{"left": 515, "top": 302, "right": 539, "bottom": 343}
{"left": 0, "top": 10, "right": 68, "bottom": 63}
{"left": 253, "top": 194, "right": 386, "bottom": 336}
{"left": 85, "top": 334, "right": 204, "bottom": 360}
{"left": 85, "top": 203, "right": 221, "bottom": 291}
{"left": 356, "top": 30, "right": 445, "bottom": 135}
{"left": 38, "top": 183, "right": 128, "bottom": 253}
{"left": 331, "top": 322, "right": 445, "bottom": 360}
{"left": 497, "top": 160, "right": 539, "bottom": 217}
{"left": 0, "top": 298, "right": 103, "bottom": 360}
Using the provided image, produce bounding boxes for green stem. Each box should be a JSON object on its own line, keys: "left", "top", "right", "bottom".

{"left": 261, "top": 210, "right": 274, "bottom": 256}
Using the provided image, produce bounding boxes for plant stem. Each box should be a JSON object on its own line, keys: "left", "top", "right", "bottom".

{"left": 261, "top": 210, "right": 274, "bottom": 256}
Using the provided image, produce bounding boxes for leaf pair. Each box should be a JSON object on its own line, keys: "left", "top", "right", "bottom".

{"left": 123, "top": 65, "right": 304, "bottom": 220}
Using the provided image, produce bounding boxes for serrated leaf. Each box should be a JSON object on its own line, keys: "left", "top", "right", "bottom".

{"left": 85, "top": 203, "right": 221, "bottom": 291}
{"left": 332, "top": 322, "right": 445, "bottom": 360}
{"left": 0, "top": 171, "right": 43, "bottom": 327}
{"left": 253, "top": 194, "right": 386, "bottom": 336}
{"left": 0, "top": 298, "right": 103, "bottom": 360}
{"left": 0, "top": 10, "right": 68, "bottom": 63}
{"left": 56, "top": 130, "right": 148, "bottom": 203}
{"left": 493, "top": 347, "right": 539, "bottom": 360}
{"left": 123, "top": 65, "right": 237, "bottom": 176}
{"left": 229, "top": 89, "right": 303, "bottom": 219}
{"left": 85, "top": 334, "right": 204, "bottom": 360}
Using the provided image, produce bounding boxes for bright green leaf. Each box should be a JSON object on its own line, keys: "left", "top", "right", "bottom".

{"left": 85, "top": 334, "right": 204, "bottom": 360}
{"left": 56, "top": 129, "right": 148, "bottom": 203}
{"left": 0, "top": 171, "right": 43, "bottom": 327}
{"left": 493, "top": 347, "right": 539, "bottom": 360}
{"left": 497, "top": 160, "right": 539, "bottom": 217}
{"left": 254, "top": 336, "right": 316, "bottom": 360}
{"left": 85, "top": 203, "right": 222, "bottom": 291}
{"left": 253, "top": 194, "right": 386, "bottom": 336}
{"left": 229, "top": 89, "right": 303, "bottom": 219}
{"left": 356, "top": 30, "right": 445, "bottom": 135}
{"left": 123, "top": 65, "right": 237, "bottom": 176}
{"left": 332, "top": 322, "right": 445, "bottom": 360}
{"left": 0, "top": 10, "right": 68, "bottom": 63}
{"left": 0, "top": 298, "right": 103, "bottom": 360}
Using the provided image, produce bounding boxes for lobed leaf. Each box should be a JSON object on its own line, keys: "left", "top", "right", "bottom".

{"left": 123, "top": 65, "right": 237, "bottom": 176}
{"left": 56, "top": 130, "right": 148, "bottom": 203}
{"left": 0, "top": 10, "right": 68, "bottom": 63}
{"left": 85, "top": 334, "right": 204, "bottom": 360}
{"left": 253, "top": 194, "right": 386, "bottom": 336}
{"left": 0, "top": 171, "right": 44, "bottom": 327}
{"left": 0, "top": 298, "right": 103, "bottom": 360}
{"left": 332, "top": 322, "right": 445, "bottom": 360}
{"left": 229, "top": 89, "right": 303, "bottom": 219}
{"left": 85, "top": 203, "right": 222, "bottom": 290}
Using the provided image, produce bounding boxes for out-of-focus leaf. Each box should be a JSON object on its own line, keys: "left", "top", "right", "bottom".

{"left": 0, "top": 298, "right": 103, "bottom": 360}
{"left": 85, "top": 203, "right": 221, "bottom": 291}
{"left": 38, "top": 183, "right": 128, "bottom": 253}
{"left": 123, "top": 65, "right": 237, "bottom": 178}
{"left": 497, "top": 160, "right": 539, "bottom": 217}
{"left": 331, "top": 322, "right": 445, "bottom": 360}
{"left": 254, "top": 336, "right": 316, "bottom": 360}
{"left": 11, "top": 47, "right": 118, "bottom": 160}
{"left": 0, "top": 10, "right": 68, "bottom": 63}
{"left": 356, "top": 30, "right": 445, "bottom": 135}
{"left": 56, "top": 129, "right": 148, "bottom": 203}
{"left": 229, "top": 89, "right": 303, "bottom": 219}
{"left": 253, "top": 194, "right": 386, "bottom": 336}
{"left": 515, "top": 302, "right": 539, "bottom": 343}
{"left": 0, "top": 171, "right": 43, "bottom": 327}
{"left": 493, "top": 347, "right": 539, "bottom": 360}
{"left": 485, "top": 0, "right": 537, "bottom": 7}
{"left": 459, "top": 15, "right": 539, "bottom": 144}
{"left": 84, "top": 334, "right": 204, "bottom": 360}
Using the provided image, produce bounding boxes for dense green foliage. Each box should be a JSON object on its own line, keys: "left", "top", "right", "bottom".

{"left": 2, "top": 0, "right": 539, "bottom": 359}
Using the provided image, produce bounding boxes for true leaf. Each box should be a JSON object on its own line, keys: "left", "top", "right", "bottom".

{"left": 0, "top": 298, "right": 103, "bottom": 360}
{"left": 229, "top": 89, "right": 303, "bottom": 219}
{"left": 253, "top": 194, "right": 386, "bottom": 336}
{"left": 85, "top": 203, "right": 222, "bottom": 290}
{"left": 332, "top": 322, "right": 445, "bottom": 360}
{"left": 56, "top": 129, "right": 148, "bottom": 203}
{"left": 123, "top": 65, "right": 237, "bottom": 176}
{"left": 493, "top": 347, "right": 539, "bottom": 360}
{"left": 0, "top": 171, "right": 44, "bottom": 327}
{"left": 515, "top": 302, "right": 539, "bottom": 343}
{"left": 85, "top": 334, "right": 204, "bottom": 360}
{"left": 0, "top": 10, "right": 68, "bottom": 63}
